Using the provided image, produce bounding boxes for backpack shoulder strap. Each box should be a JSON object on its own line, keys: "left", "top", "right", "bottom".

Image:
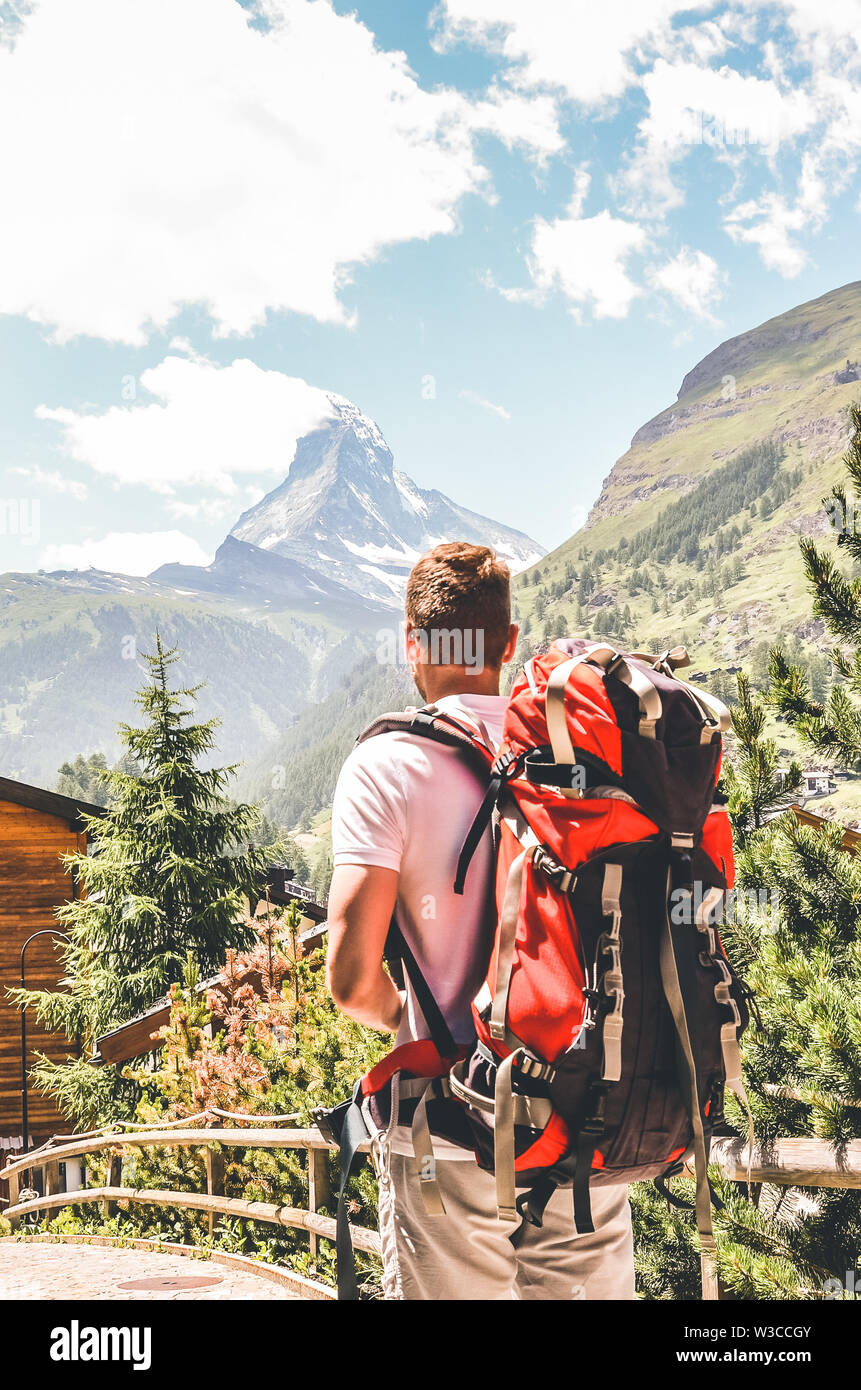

{"left": 356, "top": 705, "right": 495, "bottom": 1054}
{"left": 358, "top": 705, "right": 520, "bottom": 897}
{"left": 386, "top": 915, "right": 457, "bottom": 1060}
{"left": 357, "top": 705, "right": 496, "bottom": 778}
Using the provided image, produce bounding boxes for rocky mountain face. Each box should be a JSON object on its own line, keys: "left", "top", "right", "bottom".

{"left": 152, "top": 534, "right": 380, "bottom": 619}
{"left": 228, "top": 393, "right": 544, "bottom": 608}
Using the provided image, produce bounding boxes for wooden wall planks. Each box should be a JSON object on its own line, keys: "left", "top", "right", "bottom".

{"left": 0, "top": 800, "right": 84, "bottom": 1142}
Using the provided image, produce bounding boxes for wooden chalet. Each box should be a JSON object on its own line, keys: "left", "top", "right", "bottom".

{"left": 0, "top": 776, "right": 104, "bottom": 1153}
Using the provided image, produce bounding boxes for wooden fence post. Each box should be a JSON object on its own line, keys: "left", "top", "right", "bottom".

{"left": 204, "top": 1147, "right": 225, "bottom": 1239}
{"left": 307, "top": 1148, "right": 332, "bottom": 1259}
{"left": 43, "top": 1161, "right": 61, "bottom": 1197}
{"left": 103, "top": 1151, "right": 122, "bottom": 1220}
{"left": 6, "top": 1171, "right": 20, "bottom": 1230}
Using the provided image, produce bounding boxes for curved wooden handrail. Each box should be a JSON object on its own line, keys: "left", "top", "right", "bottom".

{"left": 708, "top": 1136, "right": 861, "bottom": 1188}
{"left": 4, "top": 1187, "right": 381, "bottom": 1254}
{"left": 0, "top": 1124, "right": 376, "bottom": 1275}
{"left": 0, "top": 1126, "right": 354, "bottom": 1182}
{"left": 11, "top": 1126, "right": 860, "bottom": 1283}
{"left": 21, "top": 1107, "right": 304, "bottom": 1157}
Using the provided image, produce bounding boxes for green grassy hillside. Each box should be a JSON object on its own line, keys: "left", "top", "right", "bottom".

{"left": 511, "top": 281, "right": 861, "bottom": 821}
{"left": 235, "top": 654, "right": 413, "bottom": 833}
{"left": 514, "top": 282, "right": 861, "bottom": 676}
{"left": 0, "top": 571, "right": 380, "bottom": 786}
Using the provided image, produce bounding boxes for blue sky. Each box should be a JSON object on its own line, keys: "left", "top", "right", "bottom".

{"left": 1, "top": 0, "right": 860, "bottom": 574}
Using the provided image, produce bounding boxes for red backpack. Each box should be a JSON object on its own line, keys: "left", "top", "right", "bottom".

{"left": 319, "top": 639, "right": 753, "bottom": 1300}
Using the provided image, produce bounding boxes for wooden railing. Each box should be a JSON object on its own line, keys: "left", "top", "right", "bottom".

{"left": 0, "top": 1118, "right": 379, "bottom": 1267}
{"left": 4, "top": 1125, "right": 861, "bottom": 1290}
{"left": 709, "top": 1136, "right": 861, "bottom": 1189}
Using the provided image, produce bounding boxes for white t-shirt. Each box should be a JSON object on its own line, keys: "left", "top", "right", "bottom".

{"left": 331, "top": 692, "right": 508, "bottom": 1050}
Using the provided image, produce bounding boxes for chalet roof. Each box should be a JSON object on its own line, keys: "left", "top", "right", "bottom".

{"left": 93, "top": 920, "right": 328, "bottom": 1065}
{"left": 0, "top": 774, "right": 106, "bottom": 830}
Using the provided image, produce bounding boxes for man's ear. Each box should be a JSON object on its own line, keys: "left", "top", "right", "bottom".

{"left": 404, "top": 620, "right": 422, "bottom": 677}
{"left": 501, "top": 622, "right": 519, "bottom": 665}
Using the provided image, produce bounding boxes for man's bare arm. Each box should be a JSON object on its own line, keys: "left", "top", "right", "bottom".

{"left": 326, "top": 863, "right": 405, "bottom": 1033}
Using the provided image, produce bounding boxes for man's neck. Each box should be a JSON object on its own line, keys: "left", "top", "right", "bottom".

{"left": 416, "top": 668, "right": 502, "bottom": 702}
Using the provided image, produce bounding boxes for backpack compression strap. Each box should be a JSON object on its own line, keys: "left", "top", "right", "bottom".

{"left": 659, "top": 860, "right": 718, "bottom": 1301}
{"left": 357, "top": 705, "right": 506, "bottom": 895}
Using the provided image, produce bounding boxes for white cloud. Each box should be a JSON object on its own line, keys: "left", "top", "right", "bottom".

{"left": 439, "top": 1, "right": 861, "bottom": 280}
{"left": 523, "top": 177, "right": 647, "bottom": 320}
{"left": 723, "top": 198, "right": 807, "bottom": 277}
{"left": 40, "top": 530, "right": 212, "bottom": 576}
{"left": 164, "top": 497, "right": 243, "bottom": 524}
{"left": 458, "top": 389, "right": 511, "bottom": 420}
{"left": 777, "top": 0, "right": 861, "bottom": 43}
{"left": 465, "top": 86, "right": 564, "bottom": 162}
{"left": 9, "top": 465, "right": 88, "bottom": 500}
{"left": 479, "top": 269, "right": 545, "bottom": 307}
{"left": 0, "top": 0, "right": 561, "bottom": 344}
{"left": 620, "top": 59, "right": 816, "bottom": 217}
{"left": 648, "top": 247, "right": 726, "bottom": 320}
{"left": 37, "top": 355, "right": 336, "bottom": 495}
{"left": 434, "top": 0, "right": 691, "bottom": 107}
{"left": 723, "top": 155, "right": 828, "bottom": 277}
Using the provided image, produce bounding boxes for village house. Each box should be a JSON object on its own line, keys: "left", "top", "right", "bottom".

{"left": 802, "top": 767, "right": 836, "bottom": 798}
{"left": 0, "top": 775, "right": 104, "bottom": 1156}
{"left": 1, "top": 776, "right": 328, "bottom": 1153}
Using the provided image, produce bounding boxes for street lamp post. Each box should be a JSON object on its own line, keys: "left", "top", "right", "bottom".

{"left": 20, "top": 928, "right": 70, "bottom": 1159}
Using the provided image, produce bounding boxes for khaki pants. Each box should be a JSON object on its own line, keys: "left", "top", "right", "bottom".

{"left": 375, "top": 1145, "right": 636, "bottom": 1301}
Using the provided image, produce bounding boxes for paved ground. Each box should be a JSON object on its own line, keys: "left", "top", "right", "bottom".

{"left": 0, "top": 1242, "right": 299, "bottom": 1299}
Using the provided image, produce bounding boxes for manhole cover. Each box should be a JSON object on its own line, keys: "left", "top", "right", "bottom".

{"left": 117, "top": 1275, "right": 225, "bottom": 1291}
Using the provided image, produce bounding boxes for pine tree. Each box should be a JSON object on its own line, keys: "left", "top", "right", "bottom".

{"left": 721, "top": 673, "right": 801, "bottom": 850}
{"left": 719, "top": 809, "right": 861, "bottom": 1298}
{"left": 16, "top": 635, "right": 276, "bottom": 1129}
{"left": 770, "top": 406, "right": 861, "bottom": 767}
{"left": 633, "top": 673, "right": 861, "bottom": 1299}
{"left": 55, "top": 752, "right": 110, "bottom": 806}
{"left": 709, "top": 412, "right": 861, "bottom": 1296}
{"left": 55, "top": 750, "right": 141, "bottom": 807}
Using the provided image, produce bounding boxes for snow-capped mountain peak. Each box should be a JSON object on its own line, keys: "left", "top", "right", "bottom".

{"left": 229, "top": 394, "right": 544, "bottom": 607}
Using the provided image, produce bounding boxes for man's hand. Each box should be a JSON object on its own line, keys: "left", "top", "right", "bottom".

{"left": 326, "top": 863, "right": 405, "bottom": 1033}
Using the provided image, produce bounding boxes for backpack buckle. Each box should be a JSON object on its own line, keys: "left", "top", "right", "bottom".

{"left": 517, "top": 1051, "right": 556, "bottom": 1084}
{"left": 596, "top": 930, "right": 621, "bottom": 972}
{"left": 533, "top": 846, "right": 576, "bottom": 893}
{"left": 491, "top": 749, "right": 520, "bottom": 778}
{"left": 582, "top": 1082, "right": 609, "bottom": 1130}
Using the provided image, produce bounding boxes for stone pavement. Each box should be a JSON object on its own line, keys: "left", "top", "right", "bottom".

{"left": 0, "top": 1241, "right": 300, "bottom": 1299}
